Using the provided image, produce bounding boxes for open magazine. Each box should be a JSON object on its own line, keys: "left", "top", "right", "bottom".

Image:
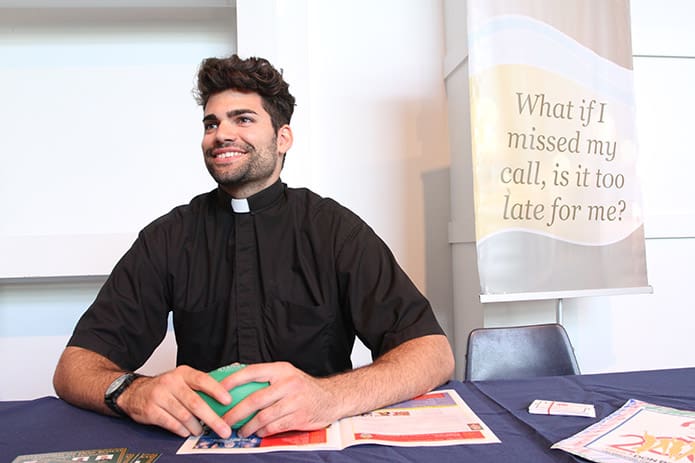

{"left": 177, "top": 389, "right": 500, "bottom": 454}
{"left": 552, "top": 399, "right": 695, "bottom": 463}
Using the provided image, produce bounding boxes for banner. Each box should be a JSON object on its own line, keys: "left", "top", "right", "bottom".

{"left": 467, "top": 0, "right": 649, "bottom": 299}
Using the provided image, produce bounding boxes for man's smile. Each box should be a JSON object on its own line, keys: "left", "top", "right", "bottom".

{"left": 208, "top": 146, "right": 248, "bottom": 164}
{"left": 213, "top": 151, "right": 245, "bottom": 159}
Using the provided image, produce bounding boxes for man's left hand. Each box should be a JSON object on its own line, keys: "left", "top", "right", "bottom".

{"left": 219, "top": 361, "right": 341, "bottom": 437}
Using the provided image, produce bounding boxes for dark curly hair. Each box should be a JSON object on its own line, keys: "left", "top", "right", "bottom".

{"left": 194, "top": 55, "right": 295, "bottom": 132}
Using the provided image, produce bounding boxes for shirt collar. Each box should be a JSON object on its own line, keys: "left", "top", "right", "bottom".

{"left": 231, "top": 197, "right": 250, "bottom": 213}
{"left": 217, "top": 179, "right": 285, "bottom": 214}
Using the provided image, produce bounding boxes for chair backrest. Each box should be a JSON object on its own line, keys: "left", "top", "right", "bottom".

{"left": 465, "top": 323, "right": 580, "bottom": 381}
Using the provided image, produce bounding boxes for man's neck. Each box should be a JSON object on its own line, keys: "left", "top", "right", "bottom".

{"left": 220, "top": 174, "right": 280, "bottom": 200}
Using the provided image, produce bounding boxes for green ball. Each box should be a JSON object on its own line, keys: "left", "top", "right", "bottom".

{"left": 197, "top": 363, "right": 269, "bottom": 429}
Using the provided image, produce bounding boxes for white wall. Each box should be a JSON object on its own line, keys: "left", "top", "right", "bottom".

{"left": 0, "top": 7, "right": 236, "bottom": 279}
{"left": 444, "top": 0, "right": 695, "bottom": 379}
{"left": 0, "top": 4, "right": 236, "bottom": 399}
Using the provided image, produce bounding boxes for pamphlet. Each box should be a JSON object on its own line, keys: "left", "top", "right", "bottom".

{"left": 11, "top": 448, "right": 160, "bottom": 463}
{"left": 552, "top": 399, "right": 695, "bottom": 463}
{"left": 177, "top": 389, "right": 500, "bottom": 454}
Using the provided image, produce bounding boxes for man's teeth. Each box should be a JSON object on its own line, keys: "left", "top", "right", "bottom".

{"left": 216, "top": 152, "right": 243, "bottom": 158}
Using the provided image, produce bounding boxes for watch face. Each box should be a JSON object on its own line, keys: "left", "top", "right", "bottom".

{"left": 106, "top": 374, "right": 129, "bottom": 395}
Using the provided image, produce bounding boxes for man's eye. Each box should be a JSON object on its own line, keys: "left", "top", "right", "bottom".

{"left": 204, "top": 122, "right": 219, "bottom": 131}
{"left": 237, "top": 116, "right": 253, "bottom": 124}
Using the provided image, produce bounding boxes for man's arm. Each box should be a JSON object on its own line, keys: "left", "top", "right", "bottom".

{"left": 220, "top": 334, "right": 454, "bottom": 438}
{"left": 53, "top": 346, "right": 235, "bottom": 438}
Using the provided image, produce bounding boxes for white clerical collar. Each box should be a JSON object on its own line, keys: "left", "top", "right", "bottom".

{"left": 230, "top": 197, "right": 250, "bottom": 213}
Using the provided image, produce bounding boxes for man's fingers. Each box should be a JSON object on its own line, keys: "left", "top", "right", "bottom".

{"left": 124, "top": 366, "right": 233, "bottom": 439}
{"left": 171, "top": 368, "right": 233, "bottom": 438}
{"left": 237, "top": 395, "right": 297, "bottom": 437}
{"left": 186, "top": 367, "right": 232, "bottom": 406}
{"left": 182, "top": 388, "right": 232, "bottom": 438}
{"left": 129, "top": 391, "right": 202, "bottom": 438}
{"left": 164, "top": 409, "right": 204, "bottom": 438}
{"left": 158, "top": 390, "right": 231, "bottom": 439}
{"left": 218, "top": 362, "right": 289, "bottom": 390}
{"left": 221, "top": 383, "right": 282, "bottom": 436}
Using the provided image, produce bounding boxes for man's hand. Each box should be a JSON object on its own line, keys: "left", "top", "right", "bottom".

{"left": 120, "top": 365, "right": 234, "bottom": 438}
{"left": 54, "top": 347, "right": 237, "bottom": 438}
{"left": 216, "top": 335, "right": 454, "bottom": 439}
{"left": 219, "top": 362, "right": 342, "bottom": 438}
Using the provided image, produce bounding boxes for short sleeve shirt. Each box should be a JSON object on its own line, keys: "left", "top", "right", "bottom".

{"left": 68, "top": 180, "right": 444, "bottom": 377}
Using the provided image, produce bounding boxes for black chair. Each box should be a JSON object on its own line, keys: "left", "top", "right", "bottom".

{"left": 465, "top": 323, "right": 580, "bottom": 381}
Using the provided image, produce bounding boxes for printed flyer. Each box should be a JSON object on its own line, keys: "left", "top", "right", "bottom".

{"left": 552, "top": 399, "right": 695, "bottom": 462}
{"left": 177, "top": 389, "right": 500, "bottom": 454}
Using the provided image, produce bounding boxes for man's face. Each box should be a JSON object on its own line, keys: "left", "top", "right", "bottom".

{"left": 201, "top": 89, "right": 292, "bottom": 198}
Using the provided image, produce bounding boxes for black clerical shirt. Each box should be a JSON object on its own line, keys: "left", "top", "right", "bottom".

{"left": 68, "top": 180, "right": 444, "bottom": 377}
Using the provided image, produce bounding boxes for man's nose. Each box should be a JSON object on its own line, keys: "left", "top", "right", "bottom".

{"left": 215, "top": 119, "right": 237, "bottom": 142}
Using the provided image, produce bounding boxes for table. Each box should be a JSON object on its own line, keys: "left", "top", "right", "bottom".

{"left": 2, "top": 368, "right": 694, "bottom": 462}
{"left": 474, "top": 366, "right": 695, "bottom": 447}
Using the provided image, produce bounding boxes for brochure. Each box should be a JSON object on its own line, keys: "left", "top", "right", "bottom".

{"left": 11, "top": 448, "right": 159, "bottom": 463}
{"left": 177, "top": 389, "right": 500, "bottom": 454}
{"left": 552, "top": 398, "right": 695, "bottom": 463}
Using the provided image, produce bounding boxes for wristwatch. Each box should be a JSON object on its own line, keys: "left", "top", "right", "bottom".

{"left": 104, "top": 372, "right": 142, "bottom": 417}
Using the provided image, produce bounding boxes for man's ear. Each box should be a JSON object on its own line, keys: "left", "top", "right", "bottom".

{"left": 277, "top": 125, "right": 293, "bottom": 154}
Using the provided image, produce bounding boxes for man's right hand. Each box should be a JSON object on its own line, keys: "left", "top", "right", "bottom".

{"left": 53, "top": 347, "right": 234, "bottom": 439}
{"left": 119, "top": 365, "right": 233, "bottom": 438}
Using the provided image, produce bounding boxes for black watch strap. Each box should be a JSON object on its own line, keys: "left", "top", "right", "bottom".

{"left": 104, "top": 372, "right": 142, "bottom": 418}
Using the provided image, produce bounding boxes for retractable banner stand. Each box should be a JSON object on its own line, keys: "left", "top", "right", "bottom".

{"left": 467, "top": 0, "right": 650, "bottom": 301}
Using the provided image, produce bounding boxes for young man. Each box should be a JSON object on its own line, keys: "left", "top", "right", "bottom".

{"left": 53, "top": 55, "right": 454, "bottom": 440}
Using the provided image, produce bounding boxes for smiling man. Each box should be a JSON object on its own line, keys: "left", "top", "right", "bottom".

{"left": 201, "top": 90, "right": 290, "bottom": 198}
{"left": 53, "top": 54, "right": 454, "bottom": 440}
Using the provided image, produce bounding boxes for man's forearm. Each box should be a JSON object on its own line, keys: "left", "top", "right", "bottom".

{"left": 53, "top": 346, "right": 127, "bottom": 416}
{"left": 318, "top": 334, "right": 455, "bottom": 419}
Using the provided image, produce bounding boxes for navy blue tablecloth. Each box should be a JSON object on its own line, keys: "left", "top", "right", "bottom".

{"left": 473, "top": 367, "right": 695, "bottom": 449}
{"left": 6, "top": 369, "right": 694, "bottom": 462}
{"left": 0, "top": 380, "right": 574, "bottom": 463}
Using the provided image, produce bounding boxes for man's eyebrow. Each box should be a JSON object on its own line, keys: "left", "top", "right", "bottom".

{"left": 226, "top": 108, "right": 258, "bottom": 118}
{"left": 202, "top": 109, "right": 258, "bottom": 123}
